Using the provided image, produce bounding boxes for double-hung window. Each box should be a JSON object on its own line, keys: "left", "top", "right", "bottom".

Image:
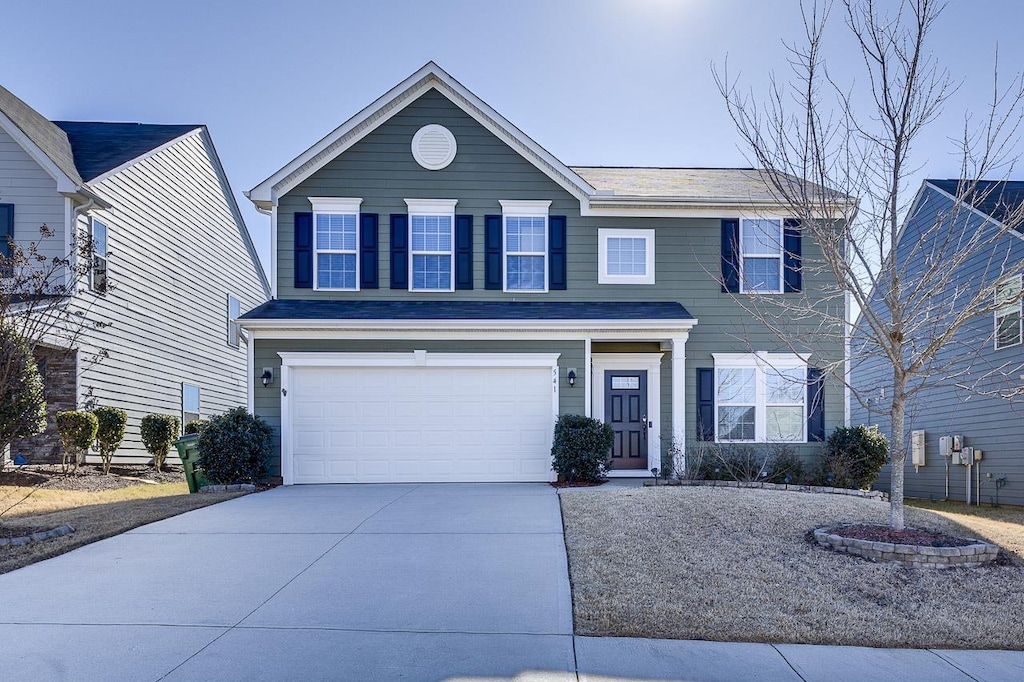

{"left": 500, "top": 200, "right": 550, "bottom": 292}
{"left": 715, "top": 353, "right": 808, "bottom": 442}
{"left": 406, "top": 199, "right": 456, "bottom": 292}
{"left": 90, "top": 218, "right": 108, "bottom": 293}
{"left": 740, "top": 218, "right": 783, "bottom": 293}
{"left": 311, "top": 197, "right": 361, "bottom": 291}
{"left": 598, "top": 228, "right": 656, "bottom": 284}
{"left": 995, "top": 275, "right": 1022, "bottom": 349}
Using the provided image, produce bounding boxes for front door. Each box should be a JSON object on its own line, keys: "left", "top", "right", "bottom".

{"left": 605, "top": 370, "right": 648, "bottom": 470}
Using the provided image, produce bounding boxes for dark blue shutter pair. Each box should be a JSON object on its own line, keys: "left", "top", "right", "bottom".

{"left": 293, "top": 212, "right": 379, "bottom": 289}
{"left": 0, "top": 204, "right": 13, "bottom": 260}
{"left": 390, "top": 214, "right": 473, "bottom": 289}
{"left": 484, "top": 214, "right": 567, "bottom": 290}
{"left": 697, "top": 365, "right": 825, "bottom": 442}
{"left": 720, "top": 219, "right": 802, "bottom": 292}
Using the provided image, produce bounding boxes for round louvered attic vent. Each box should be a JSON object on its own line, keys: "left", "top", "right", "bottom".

{"left": 411, "top": 124, "right": 457, "bottom": 170}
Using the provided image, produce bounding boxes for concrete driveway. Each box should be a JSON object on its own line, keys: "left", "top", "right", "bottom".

{"left": 2, "top": 483, "right": 1023, "bottom": 681}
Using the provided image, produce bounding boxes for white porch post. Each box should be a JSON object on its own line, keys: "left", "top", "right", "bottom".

{"left": 671, "top": 335, "right": 689, "bottom": 465}
{"left": 584, "top": 337, "right": 592, "bottom": 417}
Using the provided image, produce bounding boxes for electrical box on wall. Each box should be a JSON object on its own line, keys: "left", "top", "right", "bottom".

{"left": 961, "top": 447, "right": 975, "bottom": 466}
{"left": 939, "top": 437, "right": 951, "bottom": 458}
{"left": 911, "top": 430, "right": 926, "bottom": 467}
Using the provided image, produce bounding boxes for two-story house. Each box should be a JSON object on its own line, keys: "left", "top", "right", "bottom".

{"left": 851, "top": 179, "right": 1024, "bottom": 507}
{"left": 0, "top": 84, "right": 269, "bottom": 463}
{"left": 242, "top": 63, "right": 845, "bottom": 485}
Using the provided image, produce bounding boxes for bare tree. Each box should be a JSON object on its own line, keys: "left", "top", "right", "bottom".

{"left": 714, "top": 0, "right": 1024, "bottom": 530}
{"left": 1, "top": 224, "right": 107, "bottom": 468}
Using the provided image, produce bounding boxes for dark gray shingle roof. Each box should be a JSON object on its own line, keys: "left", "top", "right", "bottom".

{"left": 929, "top": 179, "right": 1024, "bottom": 225}
{"left": 53, "top": 121, "right": 200, "bottom": 181}
{"left": 241, "top": 300, "right": 694, "bottom": 321}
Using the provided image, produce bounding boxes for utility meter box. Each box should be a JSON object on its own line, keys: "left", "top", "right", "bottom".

{"left": 974, "top": 449, "right": 983, "bottom": 462}
{"left": 961, "top": 447, "right": 974, "bottom": 466}
{"left": 939, "top": 437, "right": 951, "bottom": 458}
{"left": 911, "top": 430, "right": 926, "bottom": 467}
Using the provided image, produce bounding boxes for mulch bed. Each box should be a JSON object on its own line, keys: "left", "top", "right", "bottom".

{"left": 550, "top": 479, "right": 608, "bottom": 488}
{"left": 0, "top": 464, "right": 185, "bottom": 492}
{"left": 833, "top": 523, "right": 976, "bottom": 548}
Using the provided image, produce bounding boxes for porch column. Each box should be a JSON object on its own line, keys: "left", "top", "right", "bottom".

{"left": 583, "top": 337, "right": 592, "bottom": 417}
{"left": 671, "top": 335, "right": 689, "bottom": 461}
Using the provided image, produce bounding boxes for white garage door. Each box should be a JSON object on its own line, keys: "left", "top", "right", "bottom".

{"left": 285, "top": 355, "right": 557, "bottom": 484}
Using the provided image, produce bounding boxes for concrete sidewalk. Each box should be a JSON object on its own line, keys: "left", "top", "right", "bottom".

{"left": 0, "top": 483, "right": 1020, "bottom": 681}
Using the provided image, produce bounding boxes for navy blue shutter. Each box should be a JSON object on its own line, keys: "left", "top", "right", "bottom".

{"left": 484, "top": 215, "right": 502, "bottom": 290}
{"left": 721, "top": 219, "right": 740, "bottom": 293}
{"left": 549, "top": 215, "right": 567, "bottom": 290}
{"left": 293, "top": 212, "right": 313, "bottom": 289}
{"left": 807, "top": 367, "right": 825, "bottom": 442}
{"left": 783, "top": 218, "right": 802, "bottom": 292}
{"left": 359, "top": 213, "right": 378, "bottom": 289}
{"left": 697, "top": 368, "right": 715, "bottom": 441}
{"left": 455, "top": 214, "right": 473, "bottom": 290}
{"left": 390, "top": 214, "right": 408, "bottom": 289}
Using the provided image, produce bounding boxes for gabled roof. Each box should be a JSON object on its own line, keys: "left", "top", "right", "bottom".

{"left": 927, "top": 179, "right": 1024, "bottom": 226}
{"left": 0, "top": 83, "right": 83, "bottom": 186}
{"left": 54, "top": 121, "right": 200, "bottom": 182}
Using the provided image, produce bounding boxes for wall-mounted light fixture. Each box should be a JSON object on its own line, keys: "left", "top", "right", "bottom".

{"left": 567, "top": 369, "right": 577, "bottom": 388}
{"left": 261, "top": 368, "right": 274, "bottom": 388}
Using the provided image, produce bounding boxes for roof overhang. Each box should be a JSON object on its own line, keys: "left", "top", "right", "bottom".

{"left": 0, "top": 108, "right": 79, "bottom": 194}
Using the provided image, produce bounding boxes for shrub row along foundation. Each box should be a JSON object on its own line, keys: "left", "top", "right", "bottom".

{"left": 645, "top": 479, "right": 888, "bottom": 501}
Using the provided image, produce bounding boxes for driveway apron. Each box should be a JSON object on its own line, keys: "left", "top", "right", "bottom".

{"left": 0, "top": 483, "right": 576, "bottom": 681}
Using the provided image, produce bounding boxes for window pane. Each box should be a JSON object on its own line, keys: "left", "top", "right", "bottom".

{"left": 412, "top": 215, "right": 452, "bottom": 251}
{"left": 719, "top": 406, "right": 756, "bottom": 441}
{"left": 607, "top": 237, "right": 647, "bottom": 276}
{"left": 611, "top": 376, "right": 640, "bottom": 390}
{"left": 317, "top": 253, "right": 357, "bottom": 289}
{"left": 742, "top": 219, "right": 781, "bottom": 256}
{"left": 767, "top": 367, "right": 805, "bottom": 403}
{"left": 183, "top": 384, "right": 200, "bottom": 413}
{"left": 997, "top": 312, "right": 1021, "bottom": 347}
{"left": 506, "top": 216, "right": 546, "bottom": 253}
{"left": 996, "top": 277, "right": 1021, "bottom": 316}
{"left": 316, "top": 213, "right": 356, "bottom": 250}
{"left": 717, "top": 367, "right": 755, "bottom": 403}
{"left": 412, "top": 254, "right": 451, "bottom": 290}
{"left": 767, "top": 406, "right": 803, "bottom": 441}
{"left": 506, "top": 255, "right": 545, "bottom": 290}
{"left": 92, "top": 220, "right": 108, "bottom": 256}
{"left": 743, "top": 257, "right": 781, "bottom": 292}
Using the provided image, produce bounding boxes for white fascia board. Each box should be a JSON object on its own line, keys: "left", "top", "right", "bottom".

{"left": 0, "top": 110, "right": 79, "bottom": 193}
{"left": 278, "top": 351, "right": 561, "bottom": 369}
{"left": 248, "top": 62, "right": 595, "bottom": 207}
{"left": 252, "top": 328, "right": 691, "bottom": 342}
{"left": 242, "top": 317, "right": 697, "bottom": 333}
{"left": 582, "top": 196, "right": 855, "bottom": 219}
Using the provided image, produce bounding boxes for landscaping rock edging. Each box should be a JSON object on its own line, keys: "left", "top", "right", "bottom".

{"left": 198, "top": 483, "right": 256, "bottom": 493}
{"left": 813, "top": 526, "right": 1000, "bottom": 568}
{"left": 0, "top": 524, "right": 75, "bottom": 547}
{"left": 645, "top": 479, "right": 889, "bottom": 501}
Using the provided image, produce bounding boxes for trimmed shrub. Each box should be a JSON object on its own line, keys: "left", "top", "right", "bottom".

{"left": 712, "top": 443, "right": 772, "bottom": 482}
{"left": 93, "top": 406, "right": 127, "bottom": 474}
{"left": 140, "top": 413, "right": 180, "bottom": 470}
{"left": 765, "top": 445, "right": 806, "bottom": 484}
{"left": 197, "top": 407, "right": 272, "bottom": 484}
{"left": 56, "top": 410, "right": 98, "bottom": 474}
{"left": 816, "top": 425, "right": 889, "bottom": 489}
{"left": 551, "top": 414, "right": 614, "bottom": 483}
{"left": 184, "top": 419, "right": 209, "bottom": 435}
{"left": 0, "top": 323, "right": 47, "bottom": 469}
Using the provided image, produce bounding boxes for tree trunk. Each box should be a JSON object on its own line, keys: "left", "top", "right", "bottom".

{"left": 889, "top": 371, "right": 908, "bottom": 531}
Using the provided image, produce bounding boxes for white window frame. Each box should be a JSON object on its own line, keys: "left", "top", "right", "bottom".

{"left": 598, "top": 228, "right": 656, "bottom": 285}
{"left": 182, "top": 382, "right": 200, "bottom": 430}
{"left": 310, "top": 197, "right": 362, "bottom": 292}
{"left": 500, "top": 200, "right": 550, "bottom": 293}
{"left": 406, "top": 198, "right": 457, "bottom": 292}
{"left": 90, "top": 217, "right": 108, "bottom": 294}
{"left": 713, "top": 352, "right": 809, "bottom": 443}
{"left": 994, "top": 274, "right": 1023, "bottom": 350}
{"left": 739, "top": 218, "right": 784, "bottom": 294}
{"left": 227, "top": 294, "right": 241, "bottom": 349}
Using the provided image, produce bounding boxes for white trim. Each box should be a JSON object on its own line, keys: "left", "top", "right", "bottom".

{"left": 0, "top": 109, "right": 79, "bottom": 193}
{"left": 270, "top": 204, "right": 279, "bottom": 299}
{"left": 277, "top": 351, "right": 561, "bottom": 485}
{"left": 498, "top": 200, "right": 551, "bottom": 215}
{"left": 309, "top": 197, "right": 363, "bottom": 213}
{"left": 404, "top": 198, "right": 458, "bottom": 213}
{"left": 311, "top": 199, "right": 362, "bottom": 292}
{"left": 713, "top": 352, "right": 809, "bottom": 443}
{"left": 407, "top": 200, "right": 456, "bottom": 292}
{"left": 502, "top": 208, "right": 549, "bottom": 293}
{"left": 246, "top": 334, "right": 255, "bottom": 413}
{"left": 591, "top": 353, "right": 663, "bottom": 476}
{"left": 243, "top": 317, "right": 698, "bottom": 334}
{"left": 670, "top": 336, "right": 688, "bottom": 459}
{"left": 598, "top": 228, "right": 656, "bottom": 285}
{"left": 411, "top": 124, "right": 457, "bottom": 170}
{"left": 583, "top": 337, "right": 593, "bottom": 418}
{"left": 738, "top": 218, "right": 784, "bottom": 294}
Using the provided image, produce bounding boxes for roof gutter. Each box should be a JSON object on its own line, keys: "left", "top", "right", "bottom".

{"left": 238, "top": 317, "right": 698, "bottom": 332}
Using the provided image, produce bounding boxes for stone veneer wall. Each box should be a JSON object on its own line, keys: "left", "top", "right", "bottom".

{"left": 10, "top": 347, "right": 77, "bottom": 464}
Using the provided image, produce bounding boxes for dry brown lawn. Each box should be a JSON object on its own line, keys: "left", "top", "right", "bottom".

{"left": 0, "top": 483, "right": 246, "bottom": 575}
{"left": 560, "top": 486, "right": 1024, "bottom": 649}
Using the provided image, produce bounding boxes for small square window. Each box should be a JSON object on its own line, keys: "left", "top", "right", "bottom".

{"left": 599, "top": 229, "right": 655, "bottom": 285}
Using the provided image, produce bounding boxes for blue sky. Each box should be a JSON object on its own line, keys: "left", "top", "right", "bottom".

{"left": 3, "top": 0, "right": 1022, "bottom": 271}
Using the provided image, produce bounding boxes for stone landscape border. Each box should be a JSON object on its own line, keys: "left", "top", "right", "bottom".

{"left": 645, "top": 478, "right": 889, "bottom": 501}
{"left": 0, "top": 524, "right": 75, "bottom": 547}
{"left": 814, "top": 525, "right": 1000, "bottom": 568}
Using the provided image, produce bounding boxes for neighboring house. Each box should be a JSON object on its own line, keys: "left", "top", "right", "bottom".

{"left": 242, "top": 62, "right": 846, "bottom": 485}
{"left": 851, "top": 179, "right": 1024, "bottom": 507}
{"left": 0, "top": 84, "right": 269, "bottom": 463}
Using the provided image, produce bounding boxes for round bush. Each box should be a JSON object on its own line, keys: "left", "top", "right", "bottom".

{"left": 197, "top": 407, "right": 273, "bottom": 484}
{"left": 551, "top": 414, "right": 614, "bottom": 483}
{"left": 184, "top": 419, "right": 209, "bottom": 435}
{"left": 819, "top": 425, "right": 889, "bottom": 489}
{"left": 56, "top": 410, "right": 98, "bottom": 473}
{"left": 140, "top": 413, "right": 181, "bottom": 470}
{"left": 93, "top": 406, "right": 127, "bottom": 474}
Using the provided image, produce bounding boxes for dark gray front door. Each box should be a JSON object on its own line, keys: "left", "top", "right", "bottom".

{"left": 605, "top": 370, "right": 648, "bottom": 470}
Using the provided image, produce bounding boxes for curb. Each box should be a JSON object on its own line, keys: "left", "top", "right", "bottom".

{"left": 0, "top": 524, "right": 76, "bottom": 547}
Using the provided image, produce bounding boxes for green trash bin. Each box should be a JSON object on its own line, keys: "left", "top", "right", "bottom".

{"left": 173, "top": 434, "right": 208, "bottom": 494}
